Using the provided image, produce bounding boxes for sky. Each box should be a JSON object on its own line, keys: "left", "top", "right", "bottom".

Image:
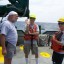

{"left": 29, "top": 0, "right": 64, "bottom": 23}
{"left": 0, "top": 0, "right": 64, "bottom": 23}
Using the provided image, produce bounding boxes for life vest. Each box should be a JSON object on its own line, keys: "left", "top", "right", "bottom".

{"left": 51, "top": 32, "right": 64, "bottom": 52}
{"left": 24, "top": 24, "right": 39, "bottom": 40}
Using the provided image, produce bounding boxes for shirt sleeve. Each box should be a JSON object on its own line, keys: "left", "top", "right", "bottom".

{"left": 23, "top": 25, "right": 26, "bottom": 32}
{"left": 0, "top": 23, "right": 9, "bottom": 36}
{"left": 36, "top": 25, "right": 39, "bottom": 32}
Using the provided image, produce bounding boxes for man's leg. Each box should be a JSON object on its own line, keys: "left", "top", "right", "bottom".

{"left": 4, "top": 57, "right": 12, "bottom": 64}
{"left": 4, "top": 43, "right": 16, "bottom": 64}
{"left": 24, "top": 41, "right": 30, "bottom": 64}
{"left": 32, "top": 40, "right": 38, "bottom": 64}
{"left": 52, "top": 51, "right": 64, "bottom": 64}
{"left": 25, "top": 54, "right": 29, "bottom": 64}
{"left": 35, "top": 53, "right": 38, "bottom": 64}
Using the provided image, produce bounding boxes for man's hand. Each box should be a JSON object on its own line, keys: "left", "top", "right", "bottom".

{"left": 52, "top": 35, "right": 63, "bottom": 46}
{"left": 28, "top": 31, "right": 33, "bottom": 35}
{"left": 28, "top": 31, "right": 39, "bottom": 35}
{"left": 2, "top": 48, "right": 7, "bottom": 56}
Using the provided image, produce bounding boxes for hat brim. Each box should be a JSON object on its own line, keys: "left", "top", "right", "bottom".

{"left": 30, "top": 17, "right": 36, "bottom": 19}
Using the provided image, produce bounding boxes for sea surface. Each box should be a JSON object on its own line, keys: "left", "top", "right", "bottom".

{"left": 15, "top": 21, "right": 59, "bottom": 33}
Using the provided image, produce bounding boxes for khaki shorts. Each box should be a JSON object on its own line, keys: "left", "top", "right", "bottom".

{"left": 24, "top": 40, "right": 38, "bottom": 54}
{"left": 4, "top": 42, "right": 16, "bottom": 58}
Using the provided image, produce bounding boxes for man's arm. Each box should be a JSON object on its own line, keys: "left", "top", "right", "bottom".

{"left": 25, "top": 25, "right": 29, "bottom": 32}
{"left": 0, "top": 34, "right": 6, "bottom": 49}
{"left": 24, "top": 19, "right": 30, "bottom": 34}
{"left": 0, "top": 22, "right": 9, "bottom": 55}
{"left": 0, "top": 34, "right": 7, "bottom": 55}
{"left": 52, "top": 35, "right": 63, "bottom": 46}
{"left": 24, "top": 25, "right": 29, "bottom": 34}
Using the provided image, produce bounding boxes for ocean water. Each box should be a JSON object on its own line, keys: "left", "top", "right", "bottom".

{"left": 15, "top": 21, "right": 59, "bottom": 32}
{"left": 0, "top": 20, "right": 59, "bottom": 33}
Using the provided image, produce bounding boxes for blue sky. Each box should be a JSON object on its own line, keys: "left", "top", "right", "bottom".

{"left": 0, "top": 0, "right": 64, "bottom": 23}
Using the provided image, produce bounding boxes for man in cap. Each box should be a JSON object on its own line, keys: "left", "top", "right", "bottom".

{"left": 0, "top": 11, "right": 18, "bottom": 64}
{"left": 51, "top": 17, "right": 64, "bottom": 64}
{"left": 24, "top": 14, "right": 39, "bottom": 64}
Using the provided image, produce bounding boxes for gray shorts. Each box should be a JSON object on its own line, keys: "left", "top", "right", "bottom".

{"left": 4, "top": 42, "right": 16, "bottom": 58}
{"left": 24, "top": 40, "right": 38, "bottom": 54}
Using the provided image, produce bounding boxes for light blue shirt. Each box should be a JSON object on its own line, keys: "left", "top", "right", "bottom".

{"left": 0, "top": 20, "right": 18, "bottom": 46}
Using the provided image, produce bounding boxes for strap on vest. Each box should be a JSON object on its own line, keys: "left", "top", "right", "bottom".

{"left": 55, "top": 31, "right": 63, "bottom": 41}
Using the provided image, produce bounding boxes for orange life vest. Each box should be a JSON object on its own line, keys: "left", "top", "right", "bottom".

{"left": 24, "top": 24, "right": 39, "bottom": 40}
{"left": 51, "top": 32, "right": 64, "bottom": 52}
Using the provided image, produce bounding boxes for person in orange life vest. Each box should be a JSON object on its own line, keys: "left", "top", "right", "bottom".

{"left": 24, "top": 14, "right": 39, "bottom": 64}
{"left": 52, "top": 17, "right": 64, "bottom": 64}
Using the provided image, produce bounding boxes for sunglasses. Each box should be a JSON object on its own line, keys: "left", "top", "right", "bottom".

{"left": 58, "top": 22, "right": 64, "bottom": 25}
{"left": 30, "top": 17, "right": 35, "bottom": 19}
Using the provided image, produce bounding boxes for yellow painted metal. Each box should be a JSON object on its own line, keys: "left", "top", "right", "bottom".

{"left": 40, "top": 52, "right": 50, "bottom": 58}
{"left": 0, "top": 47, "right": 4, "bottom": 63}
{"left": 20, "top": 46, "right": 24, "bottom": 50}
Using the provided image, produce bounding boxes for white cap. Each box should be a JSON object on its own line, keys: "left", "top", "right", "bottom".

{"left": 2, "top": 11, "right": 18, "bottom": 21}
{"left": 7, "top": 11, "right": 18, "bottom": 16}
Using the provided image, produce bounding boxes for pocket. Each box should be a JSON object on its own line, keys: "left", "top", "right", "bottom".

{"left": 7, "top": 43, "right": 16, "bottom": 51}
